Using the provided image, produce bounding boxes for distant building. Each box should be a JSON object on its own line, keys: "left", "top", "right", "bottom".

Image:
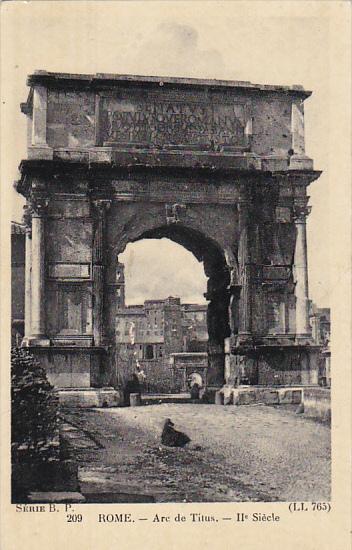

{"left": 115, "top": 276, "right": 208, "bottom": 393}
{"left": 115, "top": 261, "right": 126, "bottom": 309}
{"left": 169, "top": 352, "right": 208, "bottom": 392}
{"left": 309, "top": 302, "right": 331, "bottom": 387}
{"left": 11, "top": 222, "right": 26, "bottom": 345}
{"left": 181, "top": 303, "right": 208, "bottom": 352}
{"left": 310, "top": 304, "right": 330, "bottom": 346}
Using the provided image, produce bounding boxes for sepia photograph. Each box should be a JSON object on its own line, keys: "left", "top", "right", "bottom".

{"left": 1, "top": 1, "right": 350, "bottom": 549}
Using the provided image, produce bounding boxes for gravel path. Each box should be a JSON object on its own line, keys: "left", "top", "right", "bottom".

{"left": 62, "top": 403, "right": 330, "bottom": 503}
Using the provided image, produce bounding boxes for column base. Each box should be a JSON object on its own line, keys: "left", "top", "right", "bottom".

{"left": 22, "top": 336, "right": 51, "bottom": 347}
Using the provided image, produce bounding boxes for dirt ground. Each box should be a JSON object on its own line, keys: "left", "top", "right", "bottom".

{"left": 61, "top": 403, "right": 331, "bottom": 503}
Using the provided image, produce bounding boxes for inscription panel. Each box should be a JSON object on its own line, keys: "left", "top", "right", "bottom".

{"left": 100, "top": 91, "right": 249, "bottom": 148}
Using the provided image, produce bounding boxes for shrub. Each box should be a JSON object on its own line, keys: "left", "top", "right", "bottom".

{"left": 11, "top": 347, "right": 59, "bottom": 462}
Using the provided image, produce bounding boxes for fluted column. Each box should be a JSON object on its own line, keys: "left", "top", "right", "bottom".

{"left": 92, "top": 199, "right": 111, "bottom": 346}
{"left": 237, "top": 201, "right": 252, "bottom": 338}
{"left": 28, "top": 198, "right": 50, "bottom": 344}
{"left": 24, "top": 225, "right": 32, "bottom": 339}
{"left": 22, "top": 204, "right": 33, "bottom": 343}
{"left": 293, "top": 204, "right": 311, "bottom": 337}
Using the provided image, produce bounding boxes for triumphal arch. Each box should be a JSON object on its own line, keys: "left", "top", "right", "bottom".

{"left": 17, "top": 71, "right": 321, "bottom": 394}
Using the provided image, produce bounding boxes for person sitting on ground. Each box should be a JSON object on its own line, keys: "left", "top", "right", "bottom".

{"left": 161, "top": 418, "right": 191, "bottom": 448}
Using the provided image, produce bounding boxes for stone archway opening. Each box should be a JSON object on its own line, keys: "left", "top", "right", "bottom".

{"left": 119, "top": 237, "right": 207, "bottom": 306}
{"left": 113, "top": 224, "right": 232, "bottom": 393}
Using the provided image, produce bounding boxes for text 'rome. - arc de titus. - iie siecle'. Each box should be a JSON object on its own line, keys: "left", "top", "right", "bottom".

{"left": 16, "top": 70, "right": 322, "bottom": 396}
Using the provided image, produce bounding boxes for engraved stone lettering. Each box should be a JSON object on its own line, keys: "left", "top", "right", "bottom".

{"left": 101, "top": 97, "right": 246, "bottom": 147}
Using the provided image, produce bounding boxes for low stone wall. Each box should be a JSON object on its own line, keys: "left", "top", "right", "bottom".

{"left": 57, "top": 388, "right": 121, "bottom": 408}
{"left": 216, "top": 386, "right": 303, "bottom": 406}
{"left": 302, "top": 388, "right": 331, "bottom": 423}
{"left": 215, "top": 386, "right": 331, "bottom": 422}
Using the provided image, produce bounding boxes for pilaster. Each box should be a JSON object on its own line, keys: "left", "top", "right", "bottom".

{"left": 289, "top": 100, "right": 313, "bottom": 170}
{"left": 28, "top": 85, "right": 53, "bottom": 160}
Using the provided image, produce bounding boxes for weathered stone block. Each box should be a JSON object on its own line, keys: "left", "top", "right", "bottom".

{"left": 289, "top": 154, "right": 314, "bottom": 170}
{"left": 89, "top": 147, "right": 113, "bottom": 163}
{"left": 129, "top": 393, "right": 142, "bottom": 407}
{"left": 28, "top": 146, "right": 53, "bottom": 160}
{"left": 215, "top": 390, "right": 224, "bottom": 405}
{"left": 222, "top": 386, "right": 233, "bottom": 405}
{"left": 261, "top": 156, "right": 289, "bottom": 171}
{"left": 255, "top": 389, "right": 279, "bottom": 404}
{"left": 47, "top": 89, "right": 95, "bottom": 148}
{"left": 278, "top": 388, "right": 302, "bottom": 404}
{"left": 57, "top": 388, "right": 120, "bottom": 408}
{"left": 46, "top": 219, "right": 92, "bottom": 263}
{"left": 233, "top": 389, "right": 257, "bottom": 405}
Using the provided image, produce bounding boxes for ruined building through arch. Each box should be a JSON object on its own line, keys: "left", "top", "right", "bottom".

{"left": 17, "top": 71, "right": 321, "bottom": 394}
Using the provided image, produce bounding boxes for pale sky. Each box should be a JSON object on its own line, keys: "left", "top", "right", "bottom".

{"left": 120, "top": 239, "right": 208, "bottom": 305}
{"left": 1, "top": 1, "right": 339, "bottom": 307}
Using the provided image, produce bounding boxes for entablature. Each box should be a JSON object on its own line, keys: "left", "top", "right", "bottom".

{"left": 16, "top": 158, "right": 321, "bottom": 200}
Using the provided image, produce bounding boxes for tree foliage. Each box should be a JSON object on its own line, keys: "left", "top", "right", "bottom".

{"left": 11, "top": 348, "right": 59, "bottom": 462}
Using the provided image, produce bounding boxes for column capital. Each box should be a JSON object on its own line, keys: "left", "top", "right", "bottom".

{"left": 30, "top": 196, "right": 50, "bottom": 217}
{"left": 22, "top": 205, "right": 32, "bottom": 234}
{"left": 293, "top": 204, "right": 312, "bottom": 222}
{"left": 92, "top": 198, "right": 111, "bottom": 216}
